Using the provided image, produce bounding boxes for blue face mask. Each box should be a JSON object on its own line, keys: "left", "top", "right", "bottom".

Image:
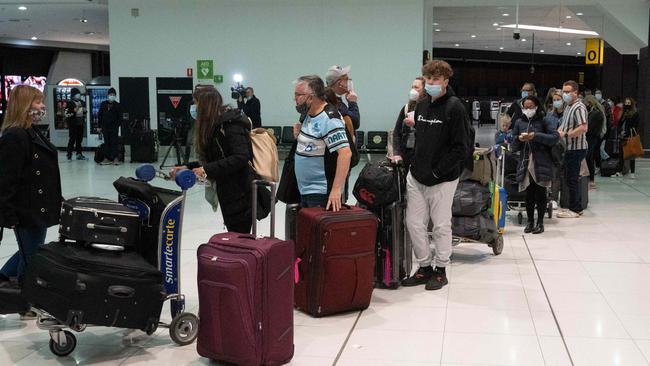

{"left": 190, "top": 104, "right": 197, "bottom": 120}
{"left": 521, "top": 91, "right": 529, "bottom": 99}
{"left": 562, "top": 92, "right": 573, "bottom": 103}
{"left": 425, "top": 83, "right": 443, "bottom": 98}
{"left": 108, "top": 95, "right": 116, "bottom": 102}
{"left": 553, "top": 100, "right": 563, "bottom": 110}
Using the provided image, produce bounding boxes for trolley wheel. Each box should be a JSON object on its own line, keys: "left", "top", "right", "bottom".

{"left": 517, "top": 212, "right": 523, "bottom": 225}
{"left": 492, "top": 235, "right": 504, "bottom": 256}
{"left": 49, "top": 330, "right": 76, "bottom": 357}
{"left": 547, "top": 201, "right": 553, "bottom": 219}
{"left": 169, "top": 312, "right": 199, "bottom": 346}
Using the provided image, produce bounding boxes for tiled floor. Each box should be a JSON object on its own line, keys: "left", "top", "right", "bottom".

{"left": 1, "top": 150, "right": 649, "bottom": 366}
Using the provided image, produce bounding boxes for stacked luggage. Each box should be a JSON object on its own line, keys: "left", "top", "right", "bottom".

{"left": 353, "top": 160, "right": 410, "bottom": 289}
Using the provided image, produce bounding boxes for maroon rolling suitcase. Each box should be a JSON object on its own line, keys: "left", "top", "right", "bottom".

{"left": 294, "top": 205, "right": 378, "bottom": 317}
{"left": 196, "top": 181, "right": 294, "bottom": 366}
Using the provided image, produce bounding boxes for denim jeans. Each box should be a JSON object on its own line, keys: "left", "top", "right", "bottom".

{"left": 0, "top": 225, "right": 47, "bottom": 279}
{"left": 564, "top": 149, "right": 587, "bottom": 213}
{"left": 300, "top": 194, "right": 329, "bottom": 208}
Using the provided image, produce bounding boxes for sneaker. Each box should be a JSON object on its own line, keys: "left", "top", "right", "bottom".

{"left": 113, "top": 159, "right": 121, "bottom": 166}
{"left": 556, "top": 210, "right": 580, "bottom": 218}
{"left": 76, "top": 154, "right": 87, "bottom": 160}
{"left": 67, "top": 154, "right": 72, "bottom": 160}
{"left": 630, "top": 173, "right": 636, "bottom": 179}
{"left": 401, "top": 266, "right": 434, "bottom": 287}
{"left": 99, "top": 159, "right": 112, "bottom": 165}
{"left": 19, "top": 311, "right": 37, "bottom": 320}
{"left": 425, "top": 267, "right": 448, "bottom": 291}
{"left": 551, "top": 200, "right": 558, "bottom": 210}
{"left": 589, "top": 182, "right": 597, "bottom": 190}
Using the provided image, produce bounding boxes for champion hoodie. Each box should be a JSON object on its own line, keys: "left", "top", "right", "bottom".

{"left": 410, "top": 88, "right": 470, "bottom": 186}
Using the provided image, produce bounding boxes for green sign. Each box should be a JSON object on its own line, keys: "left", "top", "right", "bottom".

{"left": 214, "top": 74, "right": 224, "bottom": 84}
{"left": 196, "top": 60, "right": 214, "bottom": 79}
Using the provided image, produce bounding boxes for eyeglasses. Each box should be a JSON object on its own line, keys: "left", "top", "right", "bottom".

{"left": 294, "top": 92, "right": 313, "bottom": 97}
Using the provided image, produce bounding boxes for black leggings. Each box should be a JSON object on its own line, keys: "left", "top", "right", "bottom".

{"left": 525, "top": 177, "right": 547, "bottom": 224}
{"left": 227, "top": 221, "right": 252, "bottom": 234}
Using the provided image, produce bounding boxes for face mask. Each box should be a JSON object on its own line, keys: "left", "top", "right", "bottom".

{"left": 408, "top": 88, "right": 420, "bottom": 101}
{"left": 108, "top": 95, "right": 116, "bottom": 102}
{"left": 295, "top": 101, "right": 310, "bottom": 115}
{"left": 73, "top": 94, "right": 81, "bottom": 101}
{"left": 425, "top": 83, "right": 442, "bottom": 98}
{"left": 523, "top": 108, "right": 536, "bottom": 119}
{"left": 189, "top": 104, "right": 197, "bottom": 120}
{"left": 30, "top": 109, "right": 46, "bottom": 122}
{"left": 562, "top": 93, "right": 573, "bottom": 103}
{"left": 553, "top": 100, "right": 563, "bottom": 110}
{"left": 624, "top": 104, "right": 631, "bottom": 110}
{"left": 595, "top": 93, "right": 602, "bottom": 101}
{"left": 521, "top": 91, "right": 529, "bottom": 99}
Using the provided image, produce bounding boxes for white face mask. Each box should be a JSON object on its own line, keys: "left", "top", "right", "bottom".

{"left": 523, "top": 108, "right": 536, "bottom": 119}
{"left": 408, "top": 88, "right": 419, "bottom": 101}
{"left": 30, "top": 109, "right": 46, "bottom": 122}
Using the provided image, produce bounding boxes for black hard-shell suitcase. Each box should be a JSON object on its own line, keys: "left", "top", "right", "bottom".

{"left": 23, "top": 241, "right": 165, "bottom": 332}
{"left": 374, "top": 200, "right": 412, "bottom": 289}
{"left": 60, "top": 197, "right": 141, "bottom": 248}
{"left": 600, "top": 158, "right": 621, "bottom": 177}
{"left": 131, "top": 130, "right": 158, "bottom": 163}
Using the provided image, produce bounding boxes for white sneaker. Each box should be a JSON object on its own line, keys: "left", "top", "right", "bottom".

{"left": 556, "top": 210, "right": 580, "bottom": 218}
{"left": 551, "top": 200, "right": 558, "bottom": 210}
{"left": 99, "top": 159, "right": 112, "bottom": 165}
{"left": 630, "top": 173, "right": 636, "bottom": 179}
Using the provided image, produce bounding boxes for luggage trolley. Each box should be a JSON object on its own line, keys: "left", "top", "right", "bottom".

{"left": 448, "top": 146, "right": 505, "bottom": 255}
{"left": 34, "top": 164, "right": 199, "bottom": 357}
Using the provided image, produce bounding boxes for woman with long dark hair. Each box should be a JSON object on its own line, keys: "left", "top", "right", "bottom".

{"left": 511, "top": 96, "right": 559, "bottom": 234}
{"left": 620, "top": 97, "right": 640, "bottom": 178}
{"left": 171, "top": 87, "right": 253, "bottom": 233}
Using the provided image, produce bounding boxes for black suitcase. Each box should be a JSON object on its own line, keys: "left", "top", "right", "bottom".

{"left": 94, "top": 143, "right": 107, "bottom": 164}
{"left": 60, "top": 197, "right": 141, "bottom": 248}
{"left": 600, "top": 158, "right": 620, "bottom": 177}
{"left": 285, "top": 203, "right": 300, "bottom": 242}
{"left": 131, "top": 130, "right": 158, "bottom": 163}
{"left": 560, "top": 175, "right": 589, "bottom": 211}
{"left": 0, "top": 286, "right": 30, "bottom": 314}
{"left": 374, "top": 200, "right": 412, "bottom": 289}
{"left": 23, "top": 241, "right": 165, "bottom": 332}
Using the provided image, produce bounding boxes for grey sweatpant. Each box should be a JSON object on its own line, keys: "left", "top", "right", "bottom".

{"left": 406, "top": 172, "right": 458, "bottom": 269}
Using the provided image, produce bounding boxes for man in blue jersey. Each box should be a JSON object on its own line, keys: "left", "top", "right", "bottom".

{"left": 293, "top": 75, "right": 352, "bottom": 211}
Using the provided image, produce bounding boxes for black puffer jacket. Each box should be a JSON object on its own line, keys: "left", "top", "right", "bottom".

{"left": 0, "top": 126, "right": 62, "bottom": 228}
{"left": 511, "top": 114, "right": 560, "bottom": 184}
{"left": 188, "top": 109, "right": 252, "bottom": 229}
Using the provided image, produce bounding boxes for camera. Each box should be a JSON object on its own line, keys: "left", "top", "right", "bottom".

{"left": 231, "top": 85, "right": 247, "bottom": 100}
{"left": 513, "top": 29, "right": 521, "bottom": 40}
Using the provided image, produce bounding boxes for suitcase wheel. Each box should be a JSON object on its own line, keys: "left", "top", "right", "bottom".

{"left": 169, "top": 312, "right": 199, "bottom": 346}
{"left": 491, "top": 235, "right": 504, "bottom": 256}
{"left": 49, "top": 330, "right": 76, "bottom": 357}
{"left": 517, "top": 212, "right": 523, "bottom": 225}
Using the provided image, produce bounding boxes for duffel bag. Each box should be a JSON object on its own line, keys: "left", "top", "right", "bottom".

{"left": 452, "top": 212, "right": 498, "bottom": 244}
{"left": 353, "top": 160, "right": 399, "bottom": 209}
{"left": 452, "top": 181, "right": 491, "bottom": 217}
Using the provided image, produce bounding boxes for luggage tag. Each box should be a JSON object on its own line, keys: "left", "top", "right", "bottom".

{"left": 294, "top": 258, "right": 301, "bottom": 284}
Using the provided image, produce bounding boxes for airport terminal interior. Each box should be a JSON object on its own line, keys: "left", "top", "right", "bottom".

{"left": 0, "top": 0, "right": 649, "bottom": 365}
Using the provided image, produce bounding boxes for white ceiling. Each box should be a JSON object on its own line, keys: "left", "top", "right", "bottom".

{"left": 0, "top": 0, "right": 108, "bottom": 49}
{"left": 432, "top": 5, "right": 609, "bottom": 56}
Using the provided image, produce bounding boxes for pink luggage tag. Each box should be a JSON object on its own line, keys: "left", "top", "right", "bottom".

{"left": 294, "top": 258, "right": 302, "bottom": 284}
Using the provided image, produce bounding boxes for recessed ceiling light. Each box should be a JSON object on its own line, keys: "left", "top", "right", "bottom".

{"left": 493, "top": 22, "right": 499, "bottom": 26}
{"left": 84, "top": 31, "right": 96, "bottom": 35}
{"left": 18, "top": 6, "right": 27, "bottom": 11}
{"left": 576, "top": 12, "right": 584, "bottom": 16}
{"left": 522, "top": 38, "right": 527, "bottom": 42}
{"left": 485, "top": 46, "right": 489, "bottom": 49}
{"left": 79, "top": 18, "right": 88, "bottom": 23}
{"left": 435, "top": 28, "right": 441, "bottom": 32}
{"left": 471, "top": 34, "right": 477, "bottom": 38}
{"left": 502, "top": 13, "right": 509, "bottom": 17}
{"left": 499, "top": 46, "right": 504, "bottom": 50}
{"left": 577, "top": 52, "right": 582, "bottom": 55}
{"left": 30, "top": 36, "right": 37, "bottom": 40}
{"left": 540, "top": 49, "right": 545, "bottom": 53}
{"left": 433, "top": 22, "right": 439, "bottom": 26}
{"left": 502, "top": 24, "right": 598, "bottom": 36}
{"left": 496, "top": 27, "right": 502, "bottom": 30}
{"left": 455, "top": 43, "right": 460, "bottom": 47}
{"left": 566, "top": 15, "right": 572, "bottom": 19}
{"left": 566, "top": 42, "right": 572, "bottom": 46}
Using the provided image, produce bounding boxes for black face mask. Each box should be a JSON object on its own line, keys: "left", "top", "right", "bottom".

{"left": 295, "top": 102, "right": 309, "bottom": 115}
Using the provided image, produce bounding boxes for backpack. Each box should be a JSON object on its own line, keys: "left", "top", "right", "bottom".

{"left": 250, "top": 127, "right": 279, "bottom": 182}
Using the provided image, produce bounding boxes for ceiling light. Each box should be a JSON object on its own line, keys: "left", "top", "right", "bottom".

{"left": 454, "top": 43, "right": 460, "bottom": 47}
{"left": 18, "top": 6, "right": 27, "bottom": 11}
{"left": 566, "top": 42, "right": 572, "bottom": 46}
{"left": 502, "top": 24, "right": 598, "bottom": 36}
{"left": 30, "top": 36, "right": 37, "bottom": 40}
{"left": 435, "top": 28, "right": 440, "bottom": 32}
{"left": 485, "top": 46, "right": 489, "bottom": 49}
{"left": 499, "top": 46, "right": 504, "bottom": 50}
{"left": 566, "top": 15, "right": 572, "bottom": 19}
{"left": 540, "top": 49, "right": 545, "bottom": 53}
{"left": 502, "top": 13, "right": 509, "bottom": 17}
{"left": 433, "top": 22, "right": 439, "bottom": 26}
{"left": 471, "top": 34, "right": 476, "bottom": 38}
{"left": 496, "top": 27, "right": 502, "bottom": 30}
{"left": 522, "top": 38, "right": 527, "bottom": 42}
{"left": 576, "top": 12, "right": 584, "bottom": 16}
{"left": 577, "top": 52, "right": 582, "bottom": 55}
{"left": 493, "top": 22, "right": 499, "bottom": 26}
{"left": 80, "top": 18, "right": 88, "bottom": 23}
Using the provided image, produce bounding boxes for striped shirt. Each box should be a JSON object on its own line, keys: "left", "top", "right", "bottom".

{"left": 559, "top": 100, "right": 588, "bottom": 150}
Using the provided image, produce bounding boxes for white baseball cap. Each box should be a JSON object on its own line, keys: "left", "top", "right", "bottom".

{"left": 325, "top": 65, "right": 351, "bottom": 86}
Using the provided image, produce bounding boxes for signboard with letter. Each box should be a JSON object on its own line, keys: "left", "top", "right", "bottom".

{"left": 585, "top": 38, "right": 604, "bottom": 65}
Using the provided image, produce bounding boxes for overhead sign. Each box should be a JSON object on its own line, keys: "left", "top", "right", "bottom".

{"left": 58, "top": 78, "right": 84, "bottom": 86}
{"left": 169, "top": 96, "right": 181, "bottom": 109}
{"left": 585, "top": 38, "right": 604, "bottom": 65}
{"left": 196, "top": 60, "right": 214, "bottom": 79}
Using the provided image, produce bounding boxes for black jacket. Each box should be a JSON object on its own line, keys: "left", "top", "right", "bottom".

{"left": 188, "top": 109, "right": 252, "bottom": 228}
{"left": 336, "top": 97, "right": 360, "bottom": 130}
{"left": 392, "top": 100, "right": 416, "bottom": 157}
{"left": 621, "top": 111, "right": 639, "bottom": 138}
{"left": 98, "top": 101, "right": 122, "bottom": 130}
{"left": 410, "top": 89, "right": 470, "bottom": 186}
{"left": 511, "top": 114, "right": 560, "bottom": 184}
{"left": 0, "top": 126, "right": 62, "bottom": 228}
{"left": 586, "top": 108, "right": 604, "bottom": 140}
{"left": 239, "top": 96, "right": 261, "bottom": 129}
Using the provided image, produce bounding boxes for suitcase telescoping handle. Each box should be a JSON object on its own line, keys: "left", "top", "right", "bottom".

{"left": 251, "top": 180, "right": 277, "bottom": 238}
{"left": 86, "top": 223, "right": 128, "bottom": 233}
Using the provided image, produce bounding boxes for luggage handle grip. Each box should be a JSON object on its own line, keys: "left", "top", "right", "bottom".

{"left": 108, "top": 285, "right": 135, "bottom": 298}
{"left": 325, "top": 203, "right": 352, "bottom": 211}
{"left": 86, "top": 223, "right": 127, "bottom": 233}
{"left": 251, "top": 180, "right": 276, "bottom": 238}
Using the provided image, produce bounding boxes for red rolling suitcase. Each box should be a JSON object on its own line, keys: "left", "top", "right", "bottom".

{"left": 294, "top": 205, "right": 378, "bottom": 317}
{"left": 196, "top": 181, "right": 294, "bottom": 366}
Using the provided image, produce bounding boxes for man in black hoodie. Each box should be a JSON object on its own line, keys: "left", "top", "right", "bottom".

{"left": 402, "top": 60, "right": 469, "bottom": 291}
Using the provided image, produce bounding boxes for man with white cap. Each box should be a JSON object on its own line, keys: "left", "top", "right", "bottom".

{"left": 325, "top": 65, "right": 360, "bottom": 130}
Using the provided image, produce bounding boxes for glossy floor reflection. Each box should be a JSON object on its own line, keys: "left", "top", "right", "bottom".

{"left": 0, "top": 151, "right": 649, "bottom": 366}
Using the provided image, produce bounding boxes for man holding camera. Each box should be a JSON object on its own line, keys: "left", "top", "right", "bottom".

{"left": 237, "top": 87, "right": 261, "bottom": 128}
